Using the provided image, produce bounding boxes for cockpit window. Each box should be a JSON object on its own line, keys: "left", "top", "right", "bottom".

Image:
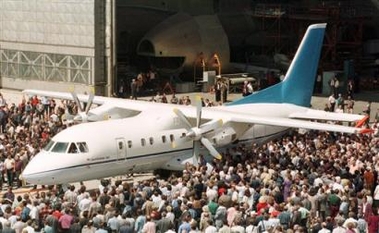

{"left": 77, "top": 142, "right": 89, "bottom": 153}
{"left": 68, "top": 143, "right": 79, "bottom": 154}
{"left": 51, "top": 142, "right": 69, "bottom": 153}
{"left": 44, "top": 140, "right": 55, "bottom": 151}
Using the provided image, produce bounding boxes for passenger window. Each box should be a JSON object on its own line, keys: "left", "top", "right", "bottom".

{"left": 127, "top": 140, "right": 132, "bottom": 148}
{"left": 77, "top": 142, "right": 89, "bottom": 153}
{"left": 149, "top": 137, "right": 154, "bottom": 145}
{"left": 51, "top": 142, "right": 69, "bottom": 153}
{"left": 118, "top": 141, "right": 123, "bottom": 150}
{"left": 141, "top": 138, "right": 146, "bottom": 146}
{"left": 68, "top": 143, "right": 79, "bottom": 153}
{"left": 170, "top": 134, "right": 175, "bottom": 142}
{"left": 162, "top": 136, "right": 166, "bottom": 143}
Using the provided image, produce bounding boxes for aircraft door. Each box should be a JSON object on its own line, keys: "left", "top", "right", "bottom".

{"left": 116, "top": 138, "right": 126, "bottom": 161}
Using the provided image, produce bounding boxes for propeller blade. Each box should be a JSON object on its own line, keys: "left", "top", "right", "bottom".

{"left": 173, "top": 108, "right": 192, "bottom": 130}
{"left": 195, "top": 96, "right": 202, "bottom": 128}
{"left": 71, "top": 92, "right": 84, "bottom": 112}
{"left": 199, "top": 119, "right": 223, "bottom": 135}
{"left": 193, "top": 141, "right": 201, "bottom": 165}
{"left": 85, "top": 92, "right": 95, "bottom": 114}
{"left": 200, "top": 137, "right": 222, "bottom": 160}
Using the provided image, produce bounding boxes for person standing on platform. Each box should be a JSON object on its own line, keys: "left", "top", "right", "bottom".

{"left": 131, "top": 79, "right": 138, "bottom": 100}
{"left": 221, "top": 79, "right": 228, "bottom": 103}
{"left": 214, "top": 79, "right": 222, "bottom": 103}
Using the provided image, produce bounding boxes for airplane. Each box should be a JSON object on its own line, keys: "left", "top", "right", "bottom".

{"left": 21, "top": 24, "right": 372, "bottom": 185}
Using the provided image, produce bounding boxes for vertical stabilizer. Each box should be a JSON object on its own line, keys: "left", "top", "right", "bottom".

{"left": 229, "top": 23, "right": 326, "bottom": 107}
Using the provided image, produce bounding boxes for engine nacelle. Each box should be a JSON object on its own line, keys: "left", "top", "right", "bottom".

{"left": 211, "top": 127, "right": 237, "bottom": 147}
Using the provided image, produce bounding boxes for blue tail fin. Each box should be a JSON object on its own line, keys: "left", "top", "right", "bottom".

{"left": 228, "top": 23, "right": 326, "bottom": 107}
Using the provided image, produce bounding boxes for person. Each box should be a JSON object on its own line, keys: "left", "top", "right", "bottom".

{"left": 336, "top": 93, "right": 344, "bottom": 111}
{"left": 204, "top": 219, "right": 217, "bottom": 233}
{"left": 58, "top": 208, "right": 74, "bottom": 232}
{"left": 335, "top": 104, "right": 343, "bottom": 113}
{"left": 23, "top": 220, "right": 36, "bottom": 233}
{"left": 214, "top": 79, "right": 222, "bottom": 103}
{"left": 178, "top": 214, "right": 192, "bottom": 233}
{"left": 4, "top": 154, "right": 15, "bottom": 187}
{"left": 3, "top": 186, "right": 15, "bottom": 203}
{"left": 316, "top": 73, "right": 322, "bottom": 94}
{"left": 221, "top": 79, "right": 228, "bottom": 103}
{"left": 318, "top": 222, "right": 331, "bottom": 233}
{"left": 2, "top": 221, "right": 15, "bottom": 233}
{"left": 332, "top": 76, "right": 339, "bottom": 96}
{"left": 363, "top": 101, "right": 371, "bottom": 118}
{"left": 170, "top": 93, "right": 178, "bottom": 104}
{"left": 161, "top": 93, "right": 168, "bottom": 104}
{"left": 142, "top": 215, "right": 156, "bottom": 233}
{"left": 156, "top": 212, "right": 171, "bottom": 233}
{"left": 82, "top": 220, "right": 96, "bottom": 233}
{"left": 367, "top": 207, "right": 379, "bottom": 233}
{"left": 118, "top": 79, "right": 125, "bottom": 98}
{"left": 119, "top": 221, "right": 134, "bottom": 233}
{"left": 131, "top": 79, "right": 138, "bottom": 100}
{"left": 242, "top": 81, "right": 253, "bottom": 97}
{"left": 331, "top": 219, "right": 345, "bottom": 233}
{"left": 345, "top": 95, "right": 354, "bottom": 114}
{"left": 328, "top": 94, "right": 336, "bottom": 112}
{"left": 134, "top": 209, "right": 146, "bottom": 233}
{"left": 347, "top": 79, "right": 354, "bottom": 98}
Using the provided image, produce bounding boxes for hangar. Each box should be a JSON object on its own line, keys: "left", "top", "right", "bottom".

{"left": 1, "top": 0, "right": 379, "bottom": 96}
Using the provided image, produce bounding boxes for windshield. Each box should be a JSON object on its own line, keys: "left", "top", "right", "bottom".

{"left": 51, "top": 142, "right": 69, "bottom": 153}
{"left": 44, "top": 141, "right": 88, "bottom": 153}
{"left": 44, "top": 140, "right": 55, "bottom": 151}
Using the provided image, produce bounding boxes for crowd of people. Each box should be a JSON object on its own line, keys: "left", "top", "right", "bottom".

{"left": 0, "top": 90, "right": 377, "bottom": 233}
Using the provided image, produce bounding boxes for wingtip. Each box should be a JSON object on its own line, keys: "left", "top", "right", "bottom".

{"left": 359, "top": 128, "right": 374, "bottom": 134}
{"left": 309, "top": 23, "right": 327, "bottom": 30}
{"left": 355, "top": 115, "right": 369, "bottom": 128}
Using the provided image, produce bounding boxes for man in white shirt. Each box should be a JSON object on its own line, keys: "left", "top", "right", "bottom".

{"left": 4, "top": 154, "right": 15, "bottom": 187}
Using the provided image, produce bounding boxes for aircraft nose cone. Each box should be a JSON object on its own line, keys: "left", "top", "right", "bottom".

{"left": 21, "top": 152, "right": 47, "bottom": 184}
{"left": 21, "top": 161, "right": 37, "bottom": 182}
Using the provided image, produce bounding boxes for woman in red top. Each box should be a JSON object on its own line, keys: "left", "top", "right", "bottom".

{"left": 368, "top": 207, "right": 379, "bottom": 233}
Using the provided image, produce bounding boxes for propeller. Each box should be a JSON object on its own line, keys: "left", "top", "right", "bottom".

{"left": 172, "top": 96, "right": 223, "bottom": 165}
{"left": 71, "top": 92, "right": 95, "bottom": 122}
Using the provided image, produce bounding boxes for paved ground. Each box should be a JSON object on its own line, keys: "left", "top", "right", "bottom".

{"left": 3, "top": 88, "right": 379, "bottom": 115}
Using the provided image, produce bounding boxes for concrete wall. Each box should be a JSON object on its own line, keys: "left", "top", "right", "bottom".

{"left": 0, "top": 0, "right": 111, "bottom": 95}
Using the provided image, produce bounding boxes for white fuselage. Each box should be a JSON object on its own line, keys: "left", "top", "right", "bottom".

{"left": 22, "top": 101, "right": 298, "bottom": 185}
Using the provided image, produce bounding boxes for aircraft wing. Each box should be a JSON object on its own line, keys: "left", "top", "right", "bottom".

{"left": 229, "top": 114, "right": 368, "bottom": 134}
{"left": 23, "top": 89, "right": 109, "bottom": 106}
{"left": 23, "top": 89, "right": 150, "bottom": 120}
{"left": 289, "top": 109, "right": 364, "bottom": 122}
